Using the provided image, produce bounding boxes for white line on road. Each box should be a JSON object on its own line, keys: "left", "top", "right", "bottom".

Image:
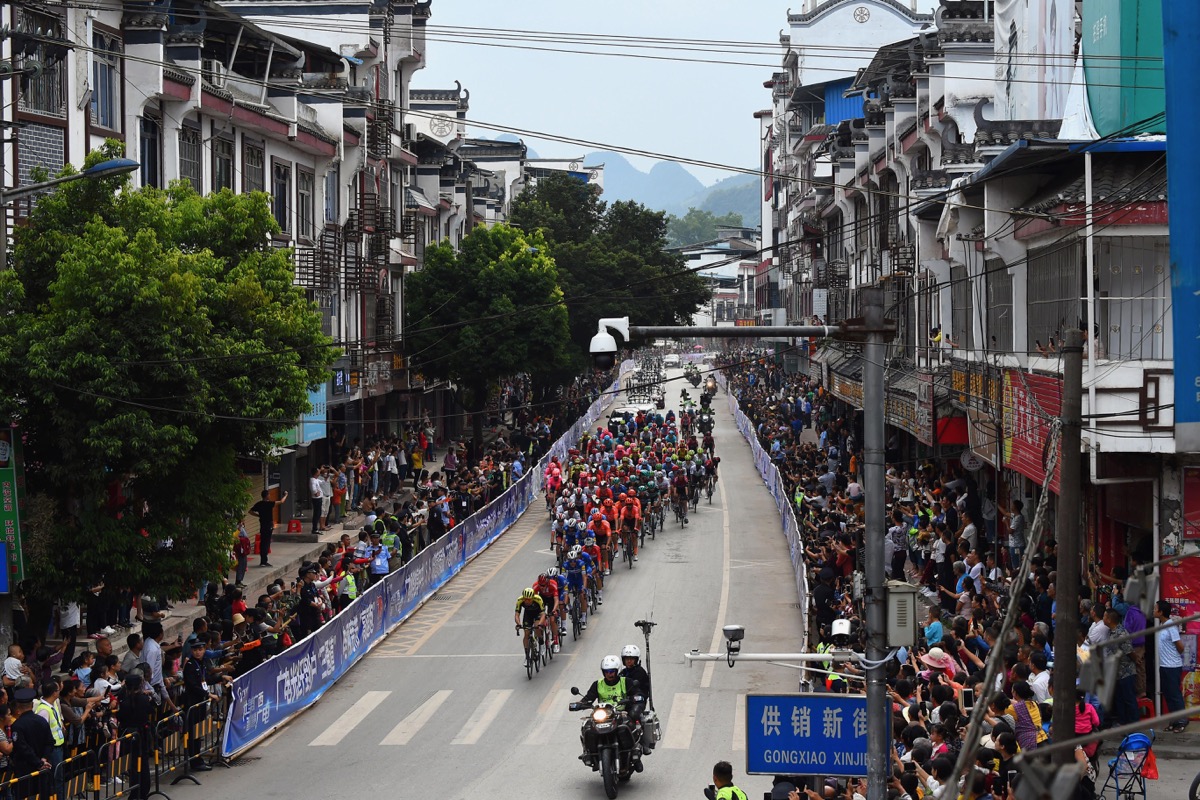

{"left": 381, "top": 690, "right": 453, "bottom": 745}
{"left": 661, "top": 692, "right": 699, "bottom": 750}
{"left": 525, "top": 688, "right": 575, "bottom": 745}
{"left": 451, "top": 689, "right": 513, "bottom": 745}
{"left": 375, "top": 653, "right": 517, "bottom": 659}
{"left": 732, "top": 694, "right": 746, "bottom": 751}
{"left": 307, "top": 691, "right": 391, "bottom": 747}
{"left": 702, "top": 475, "right": 733, "bottom": 689}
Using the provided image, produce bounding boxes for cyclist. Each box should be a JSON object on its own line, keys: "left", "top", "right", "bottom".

{"left": 533, "top": 572, "right": 560, "bottom": 652}
{"left": 562, "top": 549, "right": 591, "bottom": 629}
{"left": 670, "top": 466, "right": 690, "bottom": 525}
{"left": 702, "top": 430, "right": 715, "bottom": 455}
{"left": 513, "top": 588, "right": 546, "bottom": 653}
{"left": 588, "top": 512, "right": 613, "bottom": 574}
{"left": 547, "top": 566, "right": 568, "bottom": 637}
{"left": 581, "top": 537, "right": 604, "bottom": 602}
{"left": 618, "top": 491, "right": 641, "bottom": 561}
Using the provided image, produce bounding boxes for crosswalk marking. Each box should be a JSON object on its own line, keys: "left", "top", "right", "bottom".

{"left": 524, "top": 688, "right": 574, "bottom": 745}
{"left": 381, "top": 690, "right": 453, "bottom": 746}
{"left": 732, "top": 694, "right": 746, "bottom": 751}
{"left": 308, "top": 691, "right": 391, "bottom": 746}
{"left": 451, "top": 689, "right": 513, "bottom": 745}
{"left": 661, "top": 692, "right": 699, "bottom": 750}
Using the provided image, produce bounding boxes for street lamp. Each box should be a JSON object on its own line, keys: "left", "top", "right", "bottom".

{"left": 0, "top": 157, "right": 140, "bottom": 270}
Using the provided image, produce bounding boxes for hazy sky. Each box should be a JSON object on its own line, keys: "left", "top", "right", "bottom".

{"left": 418, "top": 1, "right": 790, "bottom": 185}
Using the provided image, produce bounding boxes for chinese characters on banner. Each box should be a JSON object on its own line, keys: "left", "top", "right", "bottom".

{"left": 1001, "top": 371, "right": 1062, "bottom": 494}
{"left": 1183, "top": 468, "right": 1200, "bottom": 540}
{"left": 1161, "top": 559, "right": 1200, "bottom": 717}
{"left": 0, "top": 428, "right": 24, "bottom": 585}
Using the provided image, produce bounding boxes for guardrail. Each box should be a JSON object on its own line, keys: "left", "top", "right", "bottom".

{"left": 714, "top": 371, "right": 811, "bottom": 652}
{"left": 220, "top": 362, "right": 636, "bottom": 757}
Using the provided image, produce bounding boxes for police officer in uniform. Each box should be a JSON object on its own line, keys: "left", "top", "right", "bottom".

{"left": 704, "top": 760, "right": 748, "bottom": 800}
{"left": 573, "top": 656, "right": 645, "bottom": 769}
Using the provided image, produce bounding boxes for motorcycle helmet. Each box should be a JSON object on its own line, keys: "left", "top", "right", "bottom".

{"left": 521, "top": 588, "right": 536, "bottom": 599}
{"left": 621, "top": 644, "right": 641, "bottom": 663}
{"left": 601, "top": 655, "right": 621, "bottom": 677}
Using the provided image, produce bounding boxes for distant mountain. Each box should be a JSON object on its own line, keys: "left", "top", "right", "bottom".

{"left": 584, "top": 151, "right": 705, "bottom": 211}
{"left": 683, "top": 174, "right": 761, "bottom": 228}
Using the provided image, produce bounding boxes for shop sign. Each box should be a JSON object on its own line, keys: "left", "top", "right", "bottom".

{"left": 1160, "top": 558, "right": 1200, "bottom": 719}
{"left": 1183, "top": 468, "right": 1200, "bottom": 540}
{"left": 916, "top": 373, "right": 934, "bottom": 445}
{"left": 0, "top": 429, "right": 24, "bottom": 585}
{"left": 734, "top": 319, "right": 758, "bottom": 327}
{"left": 831, "top": 373, "right": 863, "bottom": 407}
{"left": 300, "top": 384, "right": 328, "bottom": 445}
{"left": 331, "top": 368, "right": 347, "bottom": 396}
{"left": 1002, "top": 371, "right": 1062, "bottom": 493}
{"left": 885, "top": 393, "right": 919, "bottom": 438}
{"left": 951, "top": 362, "right": 1001, "bottom": 413}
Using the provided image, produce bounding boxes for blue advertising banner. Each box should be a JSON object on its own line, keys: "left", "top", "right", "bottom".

{"left": 222, "top": 366, "right": 629, "bottom": 756}
{"left": 746, "top": 694, "right": 868, "bottom": 776}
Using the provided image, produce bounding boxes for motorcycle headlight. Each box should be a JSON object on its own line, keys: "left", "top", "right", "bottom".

{"left": 592, "top": 708, "right": 611, "bottom": 724}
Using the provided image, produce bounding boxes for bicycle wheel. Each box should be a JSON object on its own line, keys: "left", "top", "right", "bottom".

{"left": 545, "top": 628, "right": 554, "bottom": 662}
{"left": 626, "top": 538, "right": 634, "bottom": 569}
{"left": 525, "top": 641, "right": 534, "bottom": 679}
{"left": 571, "top": 599, "right": 581, "bottom": 640}
{"left": 639, "top": 525, "right": 645, "bottom": 548}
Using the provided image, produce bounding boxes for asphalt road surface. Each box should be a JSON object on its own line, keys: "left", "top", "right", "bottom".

{"left": 178, "top": 371, "right": 806, "bottom": 799}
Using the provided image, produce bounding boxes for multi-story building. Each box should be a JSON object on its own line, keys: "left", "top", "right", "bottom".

{"left": 671, "top": 226, "right": 760, "bottom": 346}
{"left": 0, "top": 0, "right": 541, "bottom": 520}
{"left": 763, "top": 0, "right": 1181, "bottom": 601}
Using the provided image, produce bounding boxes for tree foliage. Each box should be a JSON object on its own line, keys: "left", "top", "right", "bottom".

{"left": 666, "top": 207, "right": 745, "bottom": 247}
{"left": 509, "top": 174, "right": 709, "bottom": 367}
{"left": 0, "top": 143, "right": 336, "bottom": 602}
{"left": 403, "top": 223, "right": 571, "bottom": 444}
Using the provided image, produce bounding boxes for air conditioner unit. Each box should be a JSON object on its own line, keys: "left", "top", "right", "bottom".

{"left": 202, "top": 58, "right": 226, "bottom": 88}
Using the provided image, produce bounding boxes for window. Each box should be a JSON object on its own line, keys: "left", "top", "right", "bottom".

{"left": 17, "top": 10, "right": 66, "bottom": 117}
{"left": 90, "top": 32, "right": 121, "bottom": 130}
{"left": 950, "top": 263, "right": 974, "bottom": 350}
{"left": 1096, "top": 236, "right": 1171, "bottom": 360}
{"left": 243, "top": 140, "right": 265, "bottom": 193}
{"left": 272, "top": 161, "right": 292, "bottom": 234}
{"left": 179, "top": 126, "right": 202, "bottom": 191}
{"left": 985, "top": 258, "right": 1014, "bottom": 352}
{"left": 140, "top": 115, "right": 161, "bottom": 189}
{"left": 212, "top": 137, "right": 234, "bottom": 192}
{"left": 1027, "top": 241, "right": 1082, "bottom": 355}
{"left": 297, "top": 169, "right": 315, "bottom": 241}
{"left": 324, "top": 166, "right": 339, "bottom": 222}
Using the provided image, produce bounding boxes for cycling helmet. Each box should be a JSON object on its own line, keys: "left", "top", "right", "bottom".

{"left": 585, "top": 537, "right": 596, "bottom": 546}
{"left": 547, "top": 567, "right": 560, "bottom": 578}
{"left": 569, "top": 546, "right": 582, "bottom": 559}
{"left": 621, "top": 644, "right": 641, "bottom": 661}
{"left": 538, "top": 572, "right": 547, "bottom": 581}
{"left": 601, "top": 655, "right": 621, "bottom": 672}
{"left": 521, "top": 588, "right": 536, "bottom": 599}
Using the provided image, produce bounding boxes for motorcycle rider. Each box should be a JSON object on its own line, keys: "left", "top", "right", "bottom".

{"left": 620, "top": 644, "right": 655, "bottom": 752}
{"left": 574, "top": 655, "right": 646, "bottom": 768}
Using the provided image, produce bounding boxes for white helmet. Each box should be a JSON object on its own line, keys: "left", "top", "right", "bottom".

{"left": 569, "top": 545, "right": 582, "bottom": 559}
{"left": 601, "top": 655, "right": 621, "bottom": 672}
{"left": 621, "top": 644, "right": 641, "bottom": 661}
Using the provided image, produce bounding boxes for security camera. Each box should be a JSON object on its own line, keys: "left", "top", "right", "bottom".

{"left": 590, "top": 317, "right": 630, "bottom": 369}
{"left": 723, "top": 624, "right": 744, "bottom": 667}
{"left": 590, "top": 330, "right": 617, "bottom": 370}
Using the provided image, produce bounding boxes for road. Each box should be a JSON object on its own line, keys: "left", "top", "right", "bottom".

{"left": 175, "top": 373, "right": 807, "bottom": 799}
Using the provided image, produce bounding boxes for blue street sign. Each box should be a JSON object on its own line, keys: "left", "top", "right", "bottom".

{"left": 746, "top": 693, "right": 868, "bottom": 776}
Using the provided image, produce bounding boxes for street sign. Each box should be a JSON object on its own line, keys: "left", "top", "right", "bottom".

{"left": 959, "top": 449, "right": 983, "bottom": 472}
{"left": 746, "top": 693, "right": 868, "bottom": 776}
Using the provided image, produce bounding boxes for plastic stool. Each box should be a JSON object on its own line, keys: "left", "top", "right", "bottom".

{"left": 287, "top": 519, "right": 303, "bottom": 533}
{"left": 1138, "top": 697, "right": 1155, "bottom": 720}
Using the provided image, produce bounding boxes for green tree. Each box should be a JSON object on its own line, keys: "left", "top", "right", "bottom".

{"left": 666, "top": 207, "right": 744, "bottom": 247}
{"left": 510, "top": 174, "right": 709, "bottom": 370}
{"left": 0, "top": 144, "right": 336, "bottom": 603}
{"left": 403, "top": 223, "right": 571, "bottom": 449}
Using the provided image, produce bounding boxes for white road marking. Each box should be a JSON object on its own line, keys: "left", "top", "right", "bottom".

{"left": 307, "top": 691, "right": 391, "bottom": 746}
{"left": 732, "top": 694, "right": 746, "bottom": 751}
{"left": 381, "top": 690, "right": 453, "bottom": 745}
{"left": 525, "top": 688, "right": 575, "bottom": 745}
{"left": 702, "top": 475, "right": 733, "bottom": 689}
{"left": 661, "top": 692, "right": 699, "bottom": 750}
{"left": 451, "top": 689, "right": 513, "bottom": 745}
{"left": 376, "top": 653, "right": 517, "bottom": 659}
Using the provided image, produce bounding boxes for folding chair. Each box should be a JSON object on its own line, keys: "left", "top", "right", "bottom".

{"left": 1100, "top": 731, "right": 1154, "bottom": 800}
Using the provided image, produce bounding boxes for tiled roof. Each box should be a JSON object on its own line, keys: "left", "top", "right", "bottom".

{"left": 1015, "top": 155, "right": 1168, "bottom": 214}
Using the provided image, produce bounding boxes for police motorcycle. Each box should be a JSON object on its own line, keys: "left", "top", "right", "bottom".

{"left": 684, "top": 363, "right": 701, "bottom": 387}
{"left": 703, "top": 375, "right": 717, "bottom": 395}
{"left": 569, "top": 656, "right": 649, "bottom": 799}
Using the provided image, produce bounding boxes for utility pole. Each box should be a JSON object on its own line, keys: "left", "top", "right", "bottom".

{"left": 860, "top": 287, "right": 889, "bottom": 799}
{"left": 1050, "top": 328, "right": 1083, "bottom": 758}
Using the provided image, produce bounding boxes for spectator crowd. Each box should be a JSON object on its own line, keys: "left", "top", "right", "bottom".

{"left": 720, "top": 350, "right": 1179, "bottom": 800}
